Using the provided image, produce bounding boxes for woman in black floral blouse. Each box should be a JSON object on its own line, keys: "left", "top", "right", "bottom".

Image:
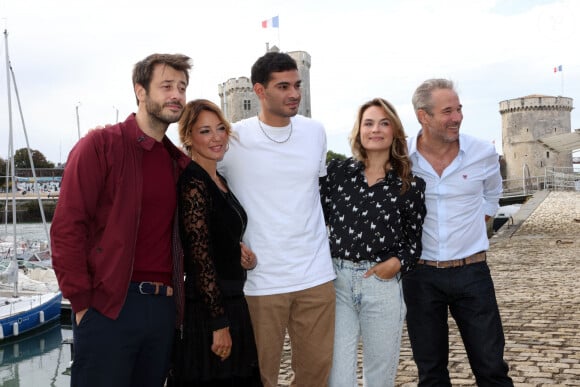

{"left": 169, "top": 99, "right": 262, "bottom": 387}
{"left": 320, "top": 98, "right": 426, "bottom": 386}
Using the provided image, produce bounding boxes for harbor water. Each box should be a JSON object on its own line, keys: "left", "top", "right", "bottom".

{"left": 1, "top": 222, "right": 73, "bottom": 386}
{"left": 0, "top": 321, "right": 72, "bottom": 386}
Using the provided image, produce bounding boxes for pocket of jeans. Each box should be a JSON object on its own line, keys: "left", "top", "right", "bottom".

{"left": 371, "top": 273, "right": 397, "bottom": 282}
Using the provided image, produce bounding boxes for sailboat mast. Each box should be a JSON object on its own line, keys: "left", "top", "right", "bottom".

{"left": 4, "top": 29, "right": 18, "bottom": 296}
{"left": 3, "top": 138, "right": 10, "bottom": 234}
{"left": 8, "top": 47, "right": 51, "bottom": 252}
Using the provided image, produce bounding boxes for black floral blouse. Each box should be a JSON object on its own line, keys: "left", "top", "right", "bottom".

{"left": 178, "top": 161, "right": 248, "bottom": 330}
{"left": 319, "top": 158, "right": 426, "bottom": 275}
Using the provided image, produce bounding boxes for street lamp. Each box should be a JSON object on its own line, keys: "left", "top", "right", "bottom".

{"left": 75, "top": 102, "right": 81, "bottom": 140}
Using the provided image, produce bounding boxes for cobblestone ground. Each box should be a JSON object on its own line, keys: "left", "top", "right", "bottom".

{"left": 278, "top": 191, "right": 580, "bottom": 386}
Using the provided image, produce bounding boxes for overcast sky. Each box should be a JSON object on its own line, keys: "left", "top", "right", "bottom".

{"left": 0, "top": 0, "right": 578, "bottom": 165}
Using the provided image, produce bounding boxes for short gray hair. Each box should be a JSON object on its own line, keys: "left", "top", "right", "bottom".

{"left": 411, "top": 78, "right": 455, "bottom": 118}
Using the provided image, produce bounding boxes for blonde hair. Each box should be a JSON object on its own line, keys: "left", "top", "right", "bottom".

{"left": 178, "top": 99, "right": 232, "bottom": 156}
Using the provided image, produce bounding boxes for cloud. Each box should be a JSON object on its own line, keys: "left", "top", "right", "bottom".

{"left": 0, "top": 0, "right": 578, "bottom": 164}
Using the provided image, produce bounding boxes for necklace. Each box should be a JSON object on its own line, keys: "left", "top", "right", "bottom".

{"left": 257, "top": 114, "right": 293, "bottom": 144}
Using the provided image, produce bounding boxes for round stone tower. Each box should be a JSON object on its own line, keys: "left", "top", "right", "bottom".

{"left": 218, "top": 48, "right": 312, "bottom": 122}
{"left": 499, "top": 95, "right": 573, "bottom": 182}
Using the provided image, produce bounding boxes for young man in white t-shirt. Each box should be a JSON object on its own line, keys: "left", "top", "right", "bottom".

{"left": 218, "top": 51, "right": 336, "bottom": 387}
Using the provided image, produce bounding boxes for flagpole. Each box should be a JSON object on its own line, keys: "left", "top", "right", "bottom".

{"left": 553, "top": 65, "right": 564, "bottom": 96}
{"left": 261, "top": 16, "right": 280, "bottom": 51}
{"left": 277, "top": 15, "right": 281, "bottom": 49}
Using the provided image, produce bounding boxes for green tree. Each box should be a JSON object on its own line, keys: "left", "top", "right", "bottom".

{"left": 13, "top": 148, "right": 55, "bottom": 169}
{"left": 326, "top": 150, "right": 348, "bottom": 164}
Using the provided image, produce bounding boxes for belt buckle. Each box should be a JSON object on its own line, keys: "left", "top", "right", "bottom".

{"left": 138, "top": 282, "right": 154, "bottom": 295}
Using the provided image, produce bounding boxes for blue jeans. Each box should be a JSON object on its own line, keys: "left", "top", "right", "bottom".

{"left": 402, "top": 261, "right": 513, "bottom": 386}
{"left": 329, "top": 258, "right": 406, "bottom": 387}
{"left": 71, "top": 291, "right": 176, "bottom": 387}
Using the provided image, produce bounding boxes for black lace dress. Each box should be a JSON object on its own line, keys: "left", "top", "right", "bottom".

{"left": 169, "top": 161, "right": 261, "bottom": 387}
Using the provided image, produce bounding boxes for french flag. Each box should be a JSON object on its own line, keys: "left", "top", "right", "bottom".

{"left": 553, "top": 65, "right": 562, "bottom": 73}
{"left": 262, "top": 15, "right": 279, "bottom": 28}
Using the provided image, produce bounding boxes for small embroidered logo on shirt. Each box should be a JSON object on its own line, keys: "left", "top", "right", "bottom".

{"left": 462, "top": 174, "right": 468, "bottom": 179}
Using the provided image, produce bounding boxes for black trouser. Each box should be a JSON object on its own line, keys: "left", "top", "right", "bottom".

{"left": 71, "top": 290, "right": 176, "bottom": 387}
{"left": 403, "top": 262, "right": 513, "bottom": 386}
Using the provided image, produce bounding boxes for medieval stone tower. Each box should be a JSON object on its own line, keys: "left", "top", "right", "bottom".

{"left": 218, "top": 77, "right": 257, "bottom": 124}
{"left": 499, "top": 95, "right": 574, "bottom": 181}
{"left": 218, "top": 47, "right": 312, "bottom": 122}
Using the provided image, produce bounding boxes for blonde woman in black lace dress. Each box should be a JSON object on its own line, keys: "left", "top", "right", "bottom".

{"left": 168, "top": 99, "right": 262, "bottom": 387}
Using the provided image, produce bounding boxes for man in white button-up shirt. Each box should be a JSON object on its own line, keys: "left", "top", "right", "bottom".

{"left": 403, "top": 79, "right": 513, "bottom": 386}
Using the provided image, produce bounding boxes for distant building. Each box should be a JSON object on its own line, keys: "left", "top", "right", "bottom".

{"left": 499, "top": 95, "right": 574, "bottom": 182}
{"left": 218, "top": 45, "right": 312, "bottom": 122}
{"left": 218, "top": 76, "right": 257, "bottom": 124}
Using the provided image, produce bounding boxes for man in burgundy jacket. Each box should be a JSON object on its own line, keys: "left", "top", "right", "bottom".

{"left": 51, "top": 53, "right": 192, "bottom": 387}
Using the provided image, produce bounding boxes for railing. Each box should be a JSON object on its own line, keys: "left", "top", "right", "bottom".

{"left": 502, "top": 167, "right": 580, "bottom": 196}
{"left": 544, "top": 167, "right": 580, "bottom": 191}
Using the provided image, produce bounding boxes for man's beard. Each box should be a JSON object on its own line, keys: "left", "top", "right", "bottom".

{"left": 145, "top": 98, "right": 182, "bottom": 126}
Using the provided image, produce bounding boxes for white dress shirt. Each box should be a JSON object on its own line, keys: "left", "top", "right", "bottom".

{"left": 407, "top": 132, "right": 502, "bottom": 262}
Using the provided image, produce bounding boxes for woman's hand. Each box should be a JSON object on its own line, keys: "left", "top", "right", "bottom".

{"left": 240, "top": 242, "right": 257, "bottom": 270}
{"left": 363, "top": 257, "right": 401, "bottom": 280}
{"left": 211, "top": 327, "right": 232, "bottom": 361}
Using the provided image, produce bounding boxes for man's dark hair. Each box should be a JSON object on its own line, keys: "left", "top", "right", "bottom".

{"left": 132, "top": 53, "right": 192, "bottom": 105}
{"left": 250, "top": 52, "right": 297, "bottom": 86}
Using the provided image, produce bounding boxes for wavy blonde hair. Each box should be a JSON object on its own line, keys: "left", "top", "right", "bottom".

{"left": 349, "top": 98, "right": 413, "bottom": 193}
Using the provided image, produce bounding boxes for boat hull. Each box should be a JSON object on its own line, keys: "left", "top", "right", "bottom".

{"left": 0, "top": 291, "right": 62, "bottom": 340}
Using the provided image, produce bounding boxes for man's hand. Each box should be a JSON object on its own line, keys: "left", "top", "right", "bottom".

{"left": 75, "top": 308, "right": 88, "bottom": 325}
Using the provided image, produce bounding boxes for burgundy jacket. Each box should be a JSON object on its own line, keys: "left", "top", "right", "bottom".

{"left": 51, "top": 114, "right": 191, "bottom": 321}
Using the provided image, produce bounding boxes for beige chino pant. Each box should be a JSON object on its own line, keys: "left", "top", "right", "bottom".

{"left": 246, "top": 281, "right": 336, "bottom": 387}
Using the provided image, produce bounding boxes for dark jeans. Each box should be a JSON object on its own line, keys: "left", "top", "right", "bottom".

{"left": 71, "top": 291, "right": 176, "bottom": 387}
{"left": 402, "top": 262, "right": 513, "bottom": 386}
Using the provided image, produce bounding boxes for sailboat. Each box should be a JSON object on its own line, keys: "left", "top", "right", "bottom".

{"left": 0, "top": 29, "right": 62, "bottom": 340}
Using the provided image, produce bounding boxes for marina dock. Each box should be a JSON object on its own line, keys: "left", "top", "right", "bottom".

{"left": 277, "top": 190, "right": 580, "bottom": 386}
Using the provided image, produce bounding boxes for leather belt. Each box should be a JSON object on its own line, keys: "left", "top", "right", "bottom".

{"left": 129, "top": 281, "right": 173, "bottom": 296}
{"left": 417, "top": 251, "right": 486, "bottom": 269}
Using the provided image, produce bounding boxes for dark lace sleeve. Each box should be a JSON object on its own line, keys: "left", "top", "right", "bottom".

{"left": 319, "top": 158, "right": 339, "bottom": 224}
{"left": 397, "top": 176, "right": 427, "bottom": 275}
{"left": 179, "top": 175, "right": 228, "bottom": 330}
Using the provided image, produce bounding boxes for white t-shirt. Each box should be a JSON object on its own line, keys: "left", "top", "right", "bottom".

{"left": 218, "top": 115, "right": 335, "bottom": 296}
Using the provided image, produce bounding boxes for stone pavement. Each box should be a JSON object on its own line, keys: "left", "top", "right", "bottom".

{"left": 278, "top": 190, "right": 580, "bottom": 386}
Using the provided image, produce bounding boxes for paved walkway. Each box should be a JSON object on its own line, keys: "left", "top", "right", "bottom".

{"left": 278, "top": 190, "right": 580, "bottom": 386}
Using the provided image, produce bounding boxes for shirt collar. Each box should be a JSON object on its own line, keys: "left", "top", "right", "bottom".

{"left": 122, "top": 114, "right": 155, "bottom": 151}
{"left": 408, "top": 129, "right": 466, "bottom": 157}
{"left": 407, "top": 130, "right": 420, "bottom": 157}
{"left": 123, "top": 113, "right": 190, "bottom": 169}
{"left": 346, "top": 157, "right": 397, "bottom": 184}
